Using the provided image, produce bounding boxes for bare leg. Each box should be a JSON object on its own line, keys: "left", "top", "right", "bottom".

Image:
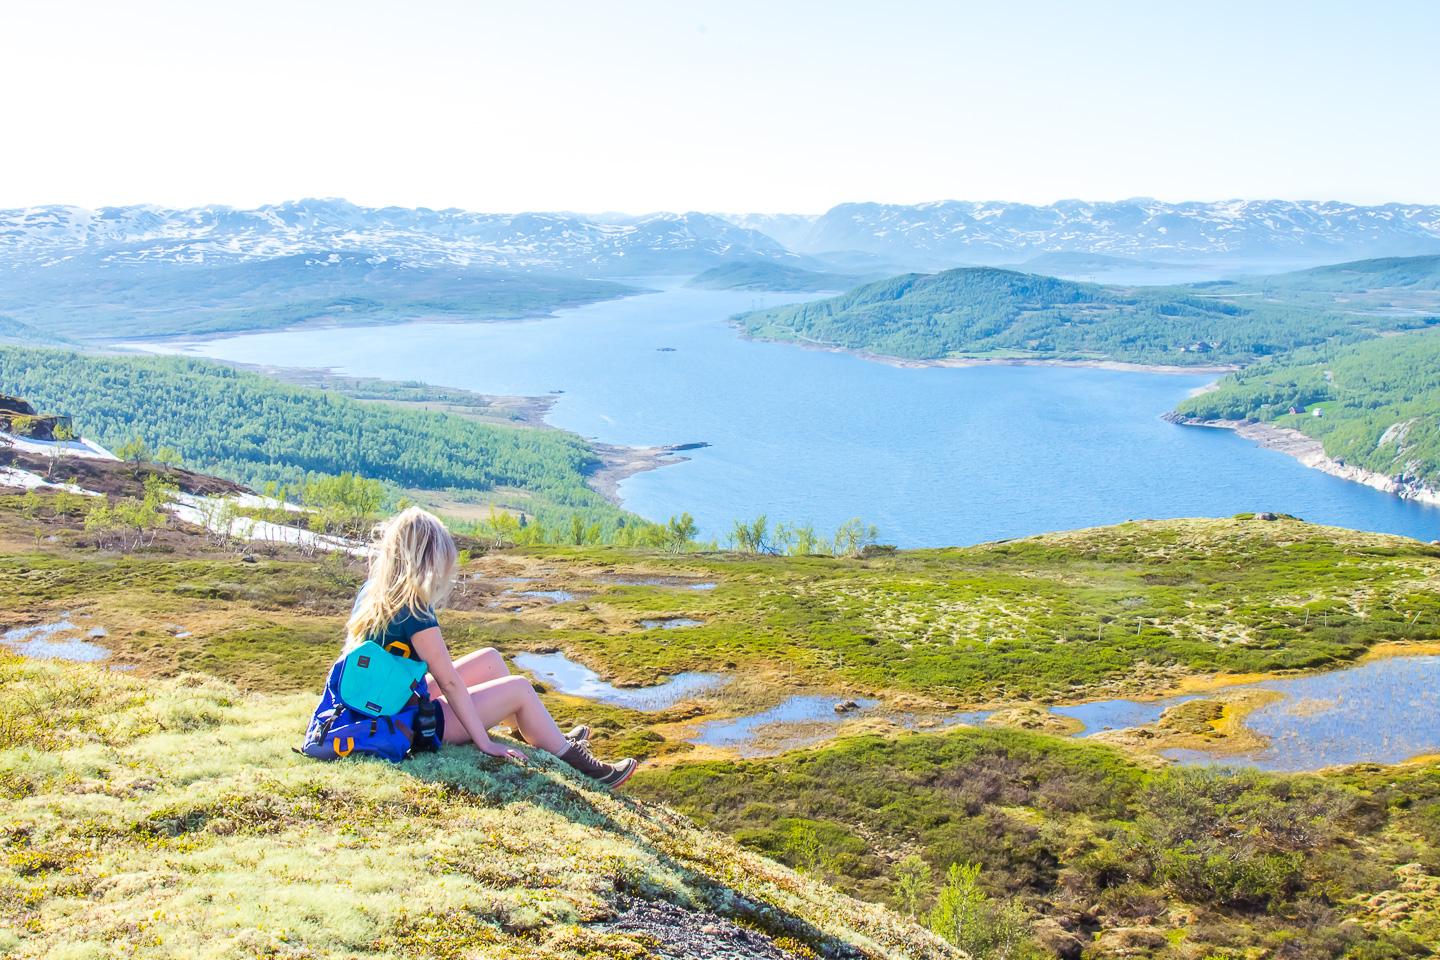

{"left": 449, "top": 647, "right": 510, "bottom": 686}
{"left": 435, "top": 675, "right": 567, "bottom": 754}
{"left": 427, "top": 647, "right": 520, "bottom": 731}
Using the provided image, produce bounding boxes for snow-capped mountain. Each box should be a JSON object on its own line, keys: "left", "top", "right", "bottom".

{"left": 0, "top": 199, "right": 799, "bottom": 275}
{"left": 722, "top": 199, "right": 1440, "bottom": 268}
{"left": 9, "top": 197, "right": 1440, "bottom": 281}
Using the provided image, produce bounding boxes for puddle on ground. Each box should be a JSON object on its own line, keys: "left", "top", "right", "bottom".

{"left": 1053, "top": 696, "right": 1201, "bottom": 735}
{"left": 689, "top": 695, "right": 882, "bottom": 756}
{"left": 517, "top": 590, "right": 576, "bottom": 603}
{"left": 2, "top": 620, "right": 111, "bottom": 663}
{"left": 515, "top": 648, "right": 1440, "bottom": 771}
{"left": 601, "top": 576, "right": 718, "bottom": 591}
{"left": 511, "top": 651, "right": 726, "bottom": 711}
{"left": 639, "top": 618, "right": 704, "bottom": 630}
{"left": 1158, "top": 655, "right": 1440, "bottom": 771}
{"left": 1027, "top": 653, "right": 1440, "bottom": 771}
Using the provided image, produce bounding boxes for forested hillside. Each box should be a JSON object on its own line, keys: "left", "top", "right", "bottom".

{"left": 685, "top": 260, "right": 859, "bottom": 292}
{"left": 0, "top": 255, "right": 638, "bottom": 341}
{"left": 1231, "top": 253, "right": 1440, "bottom": 293}
{"left": 0, "top": 345, "right": 630, "bottom": 527}
{"left": 0, "top": 315, "right": 63, "bottom": 344}
{"left": 736, "top": 267, "right": 1421, "bottom": 365}
{"left": 1175, "top": 329, "right": 1440, "bottom": 490}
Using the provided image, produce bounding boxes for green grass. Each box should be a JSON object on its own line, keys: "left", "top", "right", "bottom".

{"left": 633, "top": 726, "right": 1440, "bottom": 958}
{"left": 523, "top": 518, "right": 1440, "bottom": 703}
{"left": 0, "top": 652, "right": 954, "bottom": 959}
{"left": 8, "top": 493, "right": 1439, "bottom": 706}
{"left": 6, "top": 491, "right": 1440, "bottom": 957}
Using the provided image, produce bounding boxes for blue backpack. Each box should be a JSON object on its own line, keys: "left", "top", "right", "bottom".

{"left": 299, "top": 641, "right": 442, "bottom": 763}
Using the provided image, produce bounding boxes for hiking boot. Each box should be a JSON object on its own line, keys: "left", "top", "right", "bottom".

{"left": 512, "top": 723, "right": 591, "bottom": 747}
{"left": 557, "top": 739, "right": 637, "bottom": 789}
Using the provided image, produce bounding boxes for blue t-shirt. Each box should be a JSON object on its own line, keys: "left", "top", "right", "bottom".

{"left": 351, "top": 583, "right": 438, "bottom": 663}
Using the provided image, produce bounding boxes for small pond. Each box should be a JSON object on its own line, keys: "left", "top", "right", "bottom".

{"left": 689, "top": 695, "right": 882, "bottom": 756}
{"left": 639, "top": 618, "right": 705, "bottom": 630}
{"left": 517, "top": 590, "right": 576, "bottom": 603}
{"left": 512, "top": 648, "right": 1440, "bottom": 770}
{"left": 601, "top": 576, "right": 718, "bottom": 591}
{"left": 511, "top": 651, "right": 726, "bottom": 711}
{"left": 2, "top": 619, "right": 111, "bottom": 663}
{"left": 1161, "top": 655, "right": 1440, "bottom": 771}
{"left": 1041, "top": 653, "right": 1440, "bottom": 771}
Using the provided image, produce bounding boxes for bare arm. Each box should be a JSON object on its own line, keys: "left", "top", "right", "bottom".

{"left": 411, "top": 626, "right": 524, "bottom": 762}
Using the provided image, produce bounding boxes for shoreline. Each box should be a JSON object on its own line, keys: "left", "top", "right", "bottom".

{"left": 737, "top": 328, "right": 1238, "bottom": 375}
{"left": 1168, "top": 415, "right": 1440, "bottom": 509}
{"left": 99, "top": 287, "right": 649, "bottom": 349}
{"left": 250, "top": 363, "right": 693, "bottom": 508}
{"left": 586, "top": 442, "right": 708, "bottom": 503}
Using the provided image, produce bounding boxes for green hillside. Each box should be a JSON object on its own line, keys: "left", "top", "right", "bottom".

{"left": 686, "top": 261, "right": 860, "bottom": 292}
{"left": 636, "top": 728, "right": 1440, "bottom": 959}
{"left": 0, "top": 315, "right": 65, "bottom": 345}
{"left": 1226, "top": 254, "right": 1440, "bottom": 294}
{"left": 1191, "top": 254, "right": 1440, "bottom": 321}
{"left": 737, "top": 266, "right": 1432, "bottom": 365}
{"left": 1175, "top": 328, "right": 1440, "bottom": 491}
{"left": 0, "top": 345, "right": 630, "bottom": 528}
{"left": 1, "top": 649, "right": 953, "bottom": 960}
{"left": 3, "top": 487, "right": 1439, "bottom": 958}
{"left": 0, "top": 256, "right": 638, "bottom": 341}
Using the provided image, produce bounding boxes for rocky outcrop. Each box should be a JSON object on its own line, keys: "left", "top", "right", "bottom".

{"left": 0, "top": 394, "right": 72, "bottom": 441}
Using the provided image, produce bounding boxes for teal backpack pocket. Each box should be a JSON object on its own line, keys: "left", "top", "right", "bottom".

{"left": 336, "top": 640, "right": 430, "bottom": 717}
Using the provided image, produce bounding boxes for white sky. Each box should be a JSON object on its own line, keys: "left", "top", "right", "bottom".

{"left": 3, "top": 0, "right": 1437, "bottom": 213}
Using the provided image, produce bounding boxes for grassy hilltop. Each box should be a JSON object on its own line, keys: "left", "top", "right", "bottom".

{"left": 5, "top": 460, "right": 1440, "bottom": 957}
{"left": 1, "top": 650, "right": 955, "bottom": 960}
{"left": 4, "top": 479, "right": 1440, "bottom": 957}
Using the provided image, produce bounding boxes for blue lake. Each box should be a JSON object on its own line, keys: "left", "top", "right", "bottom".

{"left": 143, "top": 282, "right": 1440, "bottom": 547}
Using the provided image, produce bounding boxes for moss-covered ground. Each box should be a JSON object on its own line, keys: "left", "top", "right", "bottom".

{"left": 485, "top": 517, "right": 1440, "bottom": 707}
{"left": 0, "top": 651, "right": 956, "bottom": 960}
{"left": 6, "top": 488, "right": 1440, "bottom": 956}
{"left": 633, "top": 727, "right": 1440, "bottom": 958}
{"left": 7, "top": 489, "right": 1440, "bottom": 737}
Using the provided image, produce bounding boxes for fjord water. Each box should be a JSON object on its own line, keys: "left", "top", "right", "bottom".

{"left": 152, "top": 282, "right": 1439, "bottom": 546}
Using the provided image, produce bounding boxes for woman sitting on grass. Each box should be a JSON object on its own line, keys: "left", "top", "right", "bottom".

{"left": 341, "top": 506, "right": 637, "bottom": 788}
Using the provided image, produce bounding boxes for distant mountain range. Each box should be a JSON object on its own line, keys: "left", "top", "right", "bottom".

{"left": 725, "top": 199, "right": 1440, "bottom": 269}
{"left": 6, "top": 197, "right": 1440, "bottom": 343}
{"left": 7, "top": 198, "right": 1440, "bottom": 285}
{"left": 0, "top": 199, "right": 800, "bottom": 276}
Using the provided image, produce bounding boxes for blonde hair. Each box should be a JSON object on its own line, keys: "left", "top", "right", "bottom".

{"left": 345, "top": 507, "right": 458, "bottom": 650}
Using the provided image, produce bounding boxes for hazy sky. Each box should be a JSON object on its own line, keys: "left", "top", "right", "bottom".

{"left": 4, "top": 0, "right": 1437, "bottom": 213}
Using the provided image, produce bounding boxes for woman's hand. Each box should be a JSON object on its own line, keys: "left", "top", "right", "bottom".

{"left": 477, "top": 739, "right": 527, "bottom": 765}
